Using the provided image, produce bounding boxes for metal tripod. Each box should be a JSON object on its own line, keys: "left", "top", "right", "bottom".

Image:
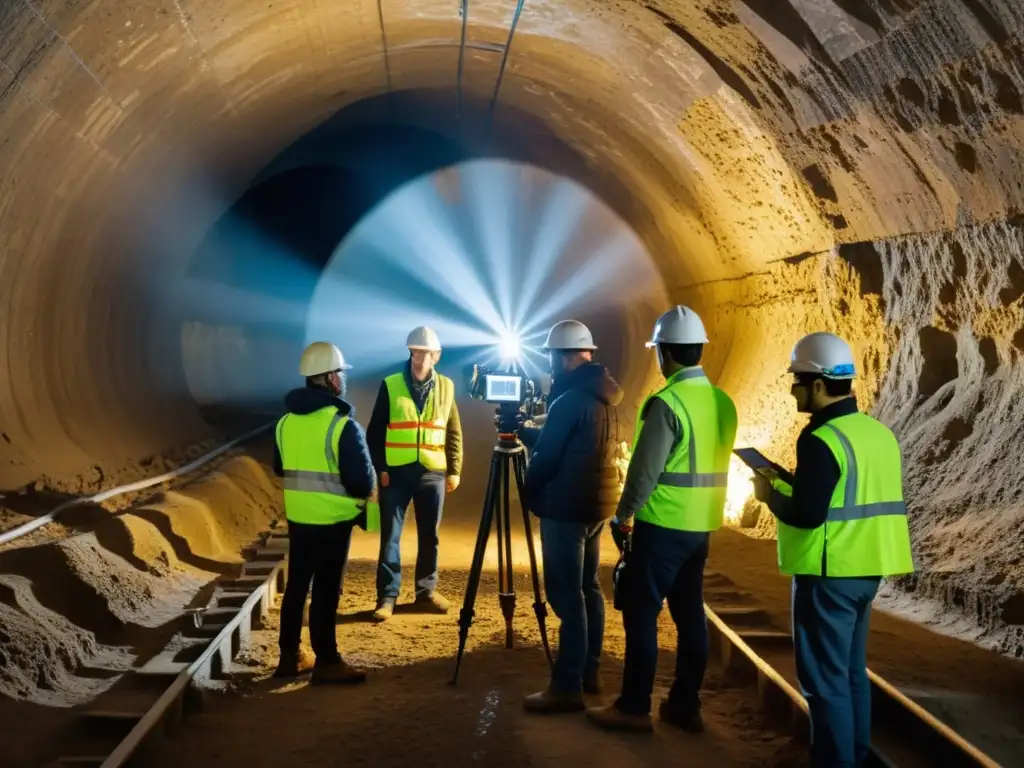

{"left": 450, "top": 434, "right": 553, "bottom": 684}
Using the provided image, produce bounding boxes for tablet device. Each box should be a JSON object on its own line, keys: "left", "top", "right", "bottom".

{"left": 733, "top": 447, "right": 795, "bottom": 486}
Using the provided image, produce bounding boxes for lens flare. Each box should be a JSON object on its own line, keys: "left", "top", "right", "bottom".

{"left": 498, "top": 331, "right": 521, "bottom": 363}
{"left": 305, "top": 159, "right": 660, "bottom": 384}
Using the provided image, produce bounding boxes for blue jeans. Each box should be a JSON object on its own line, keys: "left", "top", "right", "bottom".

{"left": 376, "top": 471, "right": 446, "bottom": 600}
{"left": 792, "top": 575, "right": 881, "bottom": 768}
{"left": 539, "top": 518, "right": 606, "bottom": 693}
{"left": 616, "top": 521, "right": 709, "bottom": 716}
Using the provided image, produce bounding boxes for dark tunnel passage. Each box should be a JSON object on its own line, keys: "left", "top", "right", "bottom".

{"left": 182, "top": 90, "right": 661, "bottom": 477}
{"left": 4, "top": 2, "right": 1024, "bottom": 760}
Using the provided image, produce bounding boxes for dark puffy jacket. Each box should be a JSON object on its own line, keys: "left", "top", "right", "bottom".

{"left": 523, "top": 362, "right": 624, "bottom": 524}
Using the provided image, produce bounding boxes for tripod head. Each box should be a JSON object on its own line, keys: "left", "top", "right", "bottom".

{"left": 493, "top": 402, "right": 528, "bottom": 453}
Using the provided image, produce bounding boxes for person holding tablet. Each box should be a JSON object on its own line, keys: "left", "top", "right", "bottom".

{"left": 751, "top": 332, "right": 914, "bottom": 768}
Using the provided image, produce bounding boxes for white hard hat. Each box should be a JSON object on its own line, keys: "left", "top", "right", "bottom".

{"left": 299, "top": 341, "right": 350, "bottom": 377}
{"left": 543, "top": 320, "right": 597, "bottom": 351}
{"left": 788, "top": 332, "right": 856, "bottom": 379}
{"left": 407, "top": 326, "right": 442, "bottom": 352}
{"left": 645, "top": 305, "right": 709, "bottom": 347}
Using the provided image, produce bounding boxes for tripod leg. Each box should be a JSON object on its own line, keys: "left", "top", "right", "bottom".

{"left": 498, "top": 454, "right": 517, "bottom": 649}
{"left": 451, "top": 450, "right": 501, "bottom": 685}
{"left": 494, "top": 462, "right": 506, "bottom": 595}
{"left": 513, "top": 450, "right": 554, "bottom": 670}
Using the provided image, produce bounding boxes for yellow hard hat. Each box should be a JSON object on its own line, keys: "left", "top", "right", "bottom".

{"left": 299, "top": 342, "right": 350, "bottom": 377}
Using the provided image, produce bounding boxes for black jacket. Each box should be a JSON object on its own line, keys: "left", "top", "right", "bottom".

{"left": 272, "top": 387, "right": 375, "bottom": 499}
{"left": 767, "top": 397, "right": 858, "bottom": 529}
{"left": 523, "top": 362, "right": 624, "bottom": 524}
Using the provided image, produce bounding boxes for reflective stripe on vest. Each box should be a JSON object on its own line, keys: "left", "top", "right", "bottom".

{"left": 384, "top": 373, "right": 453, "bottom": 472}
{"left": 633, "top": 367, "right": 738, "bottom": 532}
{"left": 276, "top": 407, "right": 363, "bottom": 525}
{"left": 775, "top": 413, "right": 915, "bottom": 578}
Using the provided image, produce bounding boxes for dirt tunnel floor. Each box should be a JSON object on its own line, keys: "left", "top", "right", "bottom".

{"left": 150, "top": 480, "right": 1024, "bottom": 768}
{"left": 145, "top": 561, "right": 801, "bottom": 768}
{"left": 706, "top": 529, "right": 1024, "bottom": 765}
{"left": 5, "top": 446, "right": 1024, "bottom": 766}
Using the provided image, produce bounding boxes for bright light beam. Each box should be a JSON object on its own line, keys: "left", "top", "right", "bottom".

{"left": 498, "top": 331, "right": 521, "bottom": 363}
{"left": 521, "top": 228, "right": 654, "bottom": 337}
{"left": 306, "top": 159, "right": 661, "bottom": 383}
{"left": 512, "top": 177, "right": 590, "bottom": 330}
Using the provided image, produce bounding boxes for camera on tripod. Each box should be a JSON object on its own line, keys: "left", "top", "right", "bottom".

{"left": 466, "top": 364, "right": 545, "bottom": 435}
{"left": 451, "top": 361, "right": 554, "bottom": 683}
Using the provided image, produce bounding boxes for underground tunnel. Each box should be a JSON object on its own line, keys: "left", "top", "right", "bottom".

{"left": 3, "top": 0, "right": 1024, "bottom": 766}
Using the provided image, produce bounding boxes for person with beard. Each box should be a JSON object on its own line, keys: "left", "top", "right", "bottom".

{"left": 271, "top": 341, "right": 377, "bottom": 683}
{"left": 586, "top": 306, "right": 736, "bottom": 733}
{"left": 520, "top": 319, "right": 624, "bottom": 713}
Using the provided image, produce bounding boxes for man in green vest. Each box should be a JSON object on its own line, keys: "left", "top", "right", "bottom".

{"left": 366, "top": 325, "right": 463, "bottom": 621}
{"left": 752, "top": 332, "right": 914, "bottom": 767}
{"left": 587, "top": 306, "right": 737, "bottom": 733}
{"left": 272, "top": 341, "right": 379, "bottom": 684}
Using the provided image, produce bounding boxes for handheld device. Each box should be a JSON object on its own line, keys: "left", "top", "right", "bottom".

{"left": 733, "top": 447, "right": 795, "bottom": 486}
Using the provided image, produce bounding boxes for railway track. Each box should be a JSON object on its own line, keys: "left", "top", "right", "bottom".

{"left": 33, "top": 533, "right": 1002, "bottom": 767}
{"left": 701, "top": 568, "right": 1003, "bottom": 768}
{"left": 44, "top": 529, "right": 289, "bottom": 768}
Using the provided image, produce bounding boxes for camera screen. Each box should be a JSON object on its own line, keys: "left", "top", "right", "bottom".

{"left": 485, "top": 374, "right": 522, "bottom": 403}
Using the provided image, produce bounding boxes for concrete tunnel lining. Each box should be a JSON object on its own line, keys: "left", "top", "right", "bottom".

{"left": 3, "top": 0, "right": 1024, "bottom": 680}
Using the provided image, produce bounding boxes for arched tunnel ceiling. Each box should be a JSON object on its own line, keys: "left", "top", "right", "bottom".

{"left": 3, "top": 0, "right": 1024, "bottom": 636}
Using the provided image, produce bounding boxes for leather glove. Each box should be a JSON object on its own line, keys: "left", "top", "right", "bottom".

{"left": 610, "top": 516, "right": 633, "bottom": 554}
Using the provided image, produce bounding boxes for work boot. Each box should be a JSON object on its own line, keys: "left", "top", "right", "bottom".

{"left": 585, "top": 703, "right": 654, "bottom": 732}
{"left": 523, "top": 688, "right": 586, "bottom": 714}
{"left": 659, "top": 699, "right": 704, "bottom": 733}
{"left": 310, "top": 656, "right": 367, "bottom": 686}
{"left": 583, "top": 673, "right": 603, "bottom": 696}
{"left": 413, "top": 592, "right": 451, "bottom": 614}
{"left": 272, "top": 646, "right": 315, "bottom": 678}
{"left": 372, "top": 598, "right": 395, "bottom": 623}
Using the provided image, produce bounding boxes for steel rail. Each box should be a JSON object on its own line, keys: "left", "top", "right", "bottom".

{"left": 0, "top": 421, "right": 275, "bottom": 547}
{"left": 704, "top": 602, "right": 1003, "bottom": 768}
{"left": 97, "top": 551, "right": 287, "bottom": 768}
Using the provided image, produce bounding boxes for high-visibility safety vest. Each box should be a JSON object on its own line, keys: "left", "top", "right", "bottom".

{"left": 771, "top": 412, "right": 914, "bottom": 578}
{"left": 633, "top": 367, "right": 738, "bottom": 532}
{"left": 384, "top": 372, "right": 454, "bottom": 472}
{"left": 275, "top": 406, "right": 379, "bottom": 531}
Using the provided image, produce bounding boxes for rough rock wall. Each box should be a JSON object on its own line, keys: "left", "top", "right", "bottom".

{"left": 874, "top": 219, "right": 1024, "bottom": 657}
{"left": 679, "top": 215, "right": 1024, "bottom": 656}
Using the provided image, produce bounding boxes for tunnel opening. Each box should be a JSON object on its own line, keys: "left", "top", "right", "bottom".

{"left": 301, "top": 157, "right": 663, "bottom": 498}
{"left": 8, "top": 3, "right": 1024, "bottom": 763}
{"left": 179, "top": 89, "right": 669, "bottom": 421}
